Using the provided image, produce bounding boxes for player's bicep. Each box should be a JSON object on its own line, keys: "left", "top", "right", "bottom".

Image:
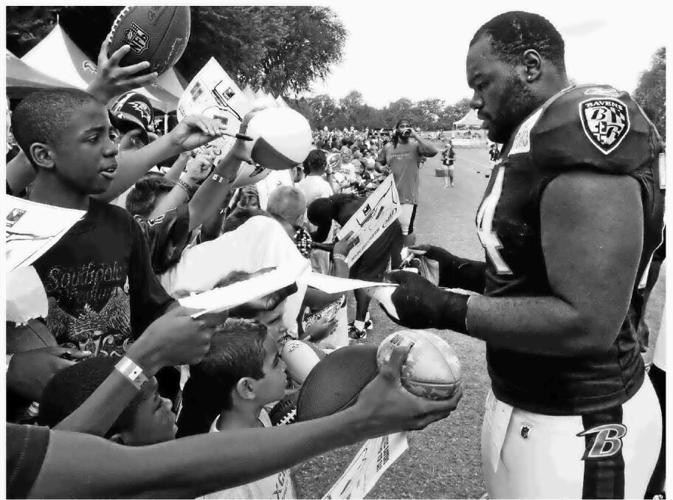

{"left": 540, "top": 171, "right": 643, "bottom": 348}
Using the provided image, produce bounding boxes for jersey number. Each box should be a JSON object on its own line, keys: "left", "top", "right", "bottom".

{"left": 476, "top": 165, "right": 513, "bottom": 275}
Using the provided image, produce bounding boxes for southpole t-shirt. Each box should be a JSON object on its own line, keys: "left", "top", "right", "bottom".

{"left": 32, "top": 198, "right": 174, "bottom": 357}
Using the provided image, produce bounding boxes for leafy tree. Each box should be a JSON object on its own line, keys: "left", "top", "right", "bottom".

{"left": 6, "top": 6, "right": 346, "bottom": 96}
{"left": 634, "top": 47, "right": 665, "bottom": 138}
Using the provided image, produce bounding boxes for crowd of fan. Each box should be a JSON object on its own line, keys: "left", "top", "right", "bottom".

{"left": 4, "top": 39, "right": 435, "bottom": 499}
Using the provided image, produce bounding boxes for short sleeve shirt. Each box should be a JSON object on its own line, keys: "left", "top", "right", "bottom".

{"left": 377, "top": 142, "right": 423, "bottom": 204}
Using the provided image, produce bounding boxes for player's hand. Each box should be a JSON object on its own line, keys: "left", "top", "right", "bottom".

{"left": 352, "top": 343, "right": 463, "bottom": 434}
{"left": 7, "top": 347, "right": 92, "bottom": 401}
{"left": 86, "top": 39, "right": 158, "bottom": 104}
{"left": 129, "top": 306, "right": 218, "bottom": 374}
{"left": 408, "top": 245, "right": 461, "bottom": 287}
{"left": 382, "top": 271, "right": 462, "bottom": 329}
{"left": 169, "top": 115, "right": 229, "bottom": 152}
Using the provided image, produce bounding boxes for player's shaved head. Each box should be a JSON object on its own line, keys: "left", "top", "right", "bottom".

{"left": 11, "top": 88, "right": 101, "bottom": 165}
{"left": 471, "top": 11, "right": 566, "bottom": 74}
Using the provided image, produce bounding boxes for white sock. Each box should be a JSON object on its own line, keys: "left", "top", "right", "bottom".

{"left": 354, "top": 320, "right": 365, "bottom": 330}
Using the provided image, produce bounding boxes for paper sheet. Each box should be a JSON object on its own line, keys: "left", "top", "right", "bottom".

{"left": 303, "top": 272, "right": 396, "bottom": 294}
{"left": 179, "top": 262, "right": 309, "bottom": 317}
{"left": 5, "top": 195, "right": 85, "bottom": 272}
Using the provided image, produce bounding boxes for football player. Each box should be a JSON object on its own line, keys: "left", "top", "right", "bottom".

{"left": 383, "top": 11, "right": 665, "bottom": 499}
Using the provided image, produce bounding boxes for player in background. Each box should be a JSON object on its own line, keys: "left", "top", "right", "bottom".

{"left": 383, "top": 11, "right": 665, "bottom": 499}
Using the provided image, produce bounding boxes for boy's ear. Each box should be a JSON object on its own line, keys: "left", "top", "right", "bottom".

{"left": 29, "top": 143, "right": 56, "bottom": 170}
{"left": 236, "top": 377, "right": 257, "bottom": 400}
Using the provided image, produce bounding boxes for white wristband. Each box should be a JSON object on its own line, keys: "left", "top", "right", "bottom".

{"left": 115, "top": 356, "right": 148, "bottom": 390}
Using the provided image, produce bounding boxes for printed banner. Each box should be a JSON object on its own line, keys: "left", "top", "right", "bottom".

{"left": 323, "top": 432, "right": 408, "bottom": 499}
{"left": 336, "top": 175, "right": 400, "bottom": 266}
{"left": 5, "top": 195, "right": 85, "bottom": 272}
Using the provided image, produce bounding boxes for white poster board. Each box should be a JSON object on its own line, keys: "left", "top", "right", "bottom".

{"left": 177, "top": 59, "right": 254, "bottom": 163}
{"left": 336, "top": 175, "right": 400, "bottom": 266}
{"left": 323, "top": 432, "right": 408, "bottom": 499}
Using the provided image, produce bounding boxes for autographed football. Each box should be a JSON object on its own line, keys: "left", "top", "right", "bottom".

{"left": 107, "top": 6, "right": 191, "bottom": 75}
{"left": 377, "top": 330, "right": 461, "bottom": 400}
{"left": 296, "top": 344, "right": 378, "bottom": 421}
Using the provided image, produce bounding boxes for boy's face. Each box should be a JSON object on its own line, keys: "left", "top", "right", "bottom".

{"left": 49, "top": 100, "right": 119, "bottom": 195}
{"left": 124, "top": 377, "right": 177, "bottom": 445}
{"left": 254, "top": 335, "right": 287, "bottom": 404}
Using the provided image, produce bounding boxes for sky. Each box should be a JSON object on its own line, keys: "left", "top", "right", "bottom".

{"left": 308, "top": 0, "right": 669, "bottom": 108}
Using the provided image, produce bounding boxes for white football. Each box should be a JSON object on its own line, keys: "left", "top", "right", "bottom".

{"left": 377, "top": 330, "right": 462, "bottom": 400}
{"left": 246, "top": 108, "right": 313, "bottom": 170}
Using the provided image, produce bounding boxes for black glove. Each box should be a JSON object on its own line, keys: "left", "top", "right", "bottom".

{"left": 409, "top": 245, "right": 486, "bottom": 292}
{"left": 384, "top": 271, "right": 469, "bottom": 333}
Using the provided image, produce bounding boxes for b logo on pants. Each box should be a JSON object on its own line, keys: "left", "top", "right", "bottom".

{"left": 577, "top": 424, "right": 627, "bottom": 460}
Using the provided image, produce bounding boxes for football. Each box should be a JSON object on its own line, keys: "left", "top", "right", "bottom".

{"left": 297, "top": 344, "right": 378, "bottom": 421}
{"left": 377, "top": 330, "right": 461, "bottom": 400}
{"left": 107, "top": 6, "right": 191, "bottom": 75}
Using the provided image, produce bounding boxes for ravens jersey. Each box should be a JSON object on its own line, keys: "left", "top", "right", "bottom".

{"left": 476, "top": 85, "right": 665, "bottom": 415}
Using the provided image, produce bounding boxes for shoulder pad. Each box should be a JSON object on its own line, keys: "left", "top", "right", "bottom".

{"left": 526, "top": 85, "right": 656, "bottom": 174}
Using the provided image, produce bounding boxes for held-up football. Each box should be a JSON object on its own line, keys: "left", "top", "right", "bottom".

{"left": 107, "top": 6, "right": 191, "bottom": 75}
{"left": 296, "top": 344, "right": 379, "bottom": 421}
{"left": 377, "top": 330, "right": 461, "bottom": 400}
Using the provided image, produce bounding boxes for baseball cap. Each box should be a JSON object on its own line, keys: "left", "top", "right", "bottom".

{"left": 109, "top": 92, "right": 155, "bottom": 143}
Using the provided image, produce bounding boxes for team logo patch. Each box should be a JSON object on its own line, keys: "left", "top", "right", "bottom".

{"left": 580, "top": 98, "right": 630, "bottom": 155}
{"left": 577, "top": 423, "right": 627, "bottom": 460}
{"left": 124, "top": 22, "right": 150, "bottom": 55}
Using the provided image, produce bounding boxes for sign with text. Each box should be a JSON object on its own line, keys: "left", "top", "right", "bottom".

{"left": 336, "top": 175, "right": 400, "bottom": 266}
{"left": 323, "top": 432, "right": 408, "bottom": 499}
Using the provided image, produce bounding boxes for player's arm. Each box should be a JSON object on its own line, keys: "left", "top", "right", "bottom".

{"left": 387, "top": 170, "right": 643, "bottom": 356}
{"left": 410, "top": 129, "right": 438, "bottom": 157}
{"left": 28, "top": 346, "right": 461, "bottom": 499}
{"left": 465, "top": 170, "right": 642, "bottom": 355}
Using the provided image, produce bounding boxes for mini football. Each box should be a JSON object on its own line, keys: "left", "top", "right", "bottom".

{"left": 377, "top": 330, "right": 461, "bottom": 400}
{"left": 108, "top": 6, "right": 191, "bottom": 75}
{"left": 297, "top": 344, "right": 378, "bottom": 421}
{"left": 246, "top": 108, "right": 313, "bottom": 170}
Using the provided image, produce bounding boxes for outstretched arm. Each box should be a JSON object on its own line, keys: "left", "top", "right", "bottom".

{"left": 27, "top": 345, "right": 462, "bottom": 499}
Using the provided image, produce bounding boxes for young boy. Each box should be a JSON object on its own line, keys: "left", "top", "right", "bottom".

{"left": 178, "top": 319, "right": 296, "bottom": 499}
{"left": 37, "top": 357, "right": 177, "bottom": 446}
{"left": 10, "top": 88, "right": 178, "bottom": 358}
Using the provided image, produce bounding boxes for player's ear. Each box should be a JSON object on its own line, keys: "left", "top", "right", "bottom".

{"left": 522, "top": 49, "right": 542, "bottom": 83}
{"left": 29, "top": 142, "right": 57, "bottom": 170}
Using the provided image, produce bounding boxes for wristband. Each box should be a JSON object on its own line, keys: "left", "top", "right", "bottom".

{"left": 333, "top": 253, "right": 349, "bottom": 264}
{"left": 177, "top": 179, "right": 197, "bottom": 198}
{"left": 114, "top": 356, "right": 148, "bottom": 390}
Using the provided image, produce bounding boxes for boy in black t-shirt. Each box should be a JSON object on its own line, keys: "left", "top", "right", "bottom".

{"left": 10, "top": 89, "right": 181, "bottom": 357}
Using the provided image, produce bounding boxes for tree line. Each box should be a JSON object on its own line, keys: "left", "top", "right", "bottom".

{"left": 6, "top": 7, "right": 664, "bottom": 135}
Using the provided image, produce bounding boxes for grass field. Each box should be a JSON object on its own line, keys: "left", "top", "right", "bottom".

{"left": 294, "top": 145, "right": 665, "bottom": 499}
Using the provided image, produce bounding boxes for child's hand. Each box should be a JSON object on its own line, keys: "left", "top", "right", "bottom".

{"left": 87, "top": 39, "right": 158, "bottom": 103}
{"left": 169, "top": 115, "right": 228, "bottom": 152}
